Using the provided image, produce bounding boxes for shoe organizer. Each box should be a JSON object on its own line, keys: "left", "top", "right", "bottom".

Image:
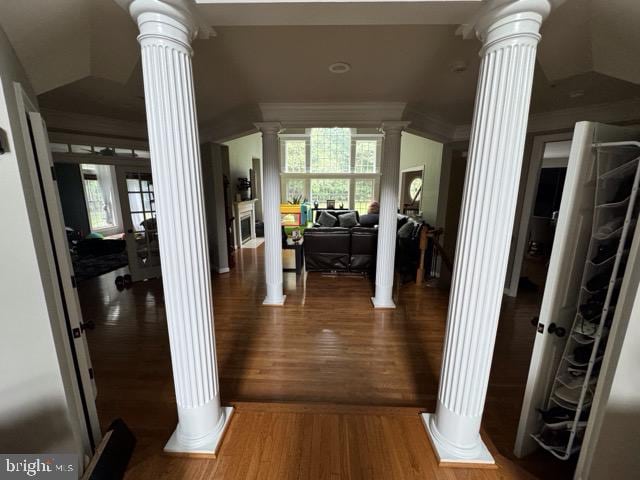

{"left": 532, "top": 145, "right": 640, "bottom": 460}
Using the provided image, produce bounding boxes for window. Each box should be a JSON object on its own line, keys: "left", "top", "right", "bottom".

{"left": 280, "top": 129, "right": 380, "bottom": 214}
{"left": 310, "top": 128, "right": 351, "bottom": 173}
{"left": 285, "top": 140, "right": 306, "bottom": 173}
{"left": 310, "top": 179, "right": 349, "bottom": 209}
{"left": 285, "top": 178, "right": 305, "bottom": 203}
{"left": 354, "top": 179, "right": 375, "bottom": 215}
{"left": 354, "top": 140, "right": 376, "bottom": 173}
{"left": 81, "top": 164, "right": 121, "bottom": 233}
{"left": 409, "top": 177, "right": 423, "bottom": 201}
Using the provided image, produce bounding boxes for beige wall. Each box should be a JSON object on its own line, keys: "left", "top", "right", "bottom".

{"left": 0, "top": 25, "right": 84, "bottom": 455}
{"left": 400, "top": 132, "right": 443, "bottom": 224}
{"left": 224, "top": 132, "right": 262, "bottom": 198}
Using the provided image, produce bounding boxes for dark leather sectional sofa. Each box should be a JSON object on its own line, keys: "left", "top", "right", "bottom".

{"left": 303, "top": 209, "right": 425, "bottom": 275}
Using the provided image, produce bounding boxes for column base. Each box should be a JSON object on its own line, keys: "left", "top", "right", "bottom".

{"left": 164, "top": 406, "right": 234, "bottom": 458}
{"left": 217, "top": 267, "right": 230, "bottom": 274}
{"left": 421, "top": 413, "right": 494, "bottom": 467}
{"left": 263, "top": 294, "right": 286, "bottom": 306}
{"left": 370, "top": 296, "right": 396, "bottom": 309}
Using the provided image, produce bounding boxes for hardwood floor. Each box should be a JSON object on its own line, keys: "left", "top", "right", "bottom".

{"left": 78, "top": 246, "right": 574, "bottom": 479}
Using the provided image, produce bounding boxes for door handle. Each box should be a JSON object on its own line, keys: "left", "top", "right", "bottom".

{"left": 547, "top": 323, "right": 566, "bottom": 337}
{"left": 80, "top": 320, "right": 96, "bottom": 332}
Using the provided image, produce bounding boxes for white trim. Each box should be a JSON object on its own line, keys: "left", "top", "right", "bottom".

{"left": 505, "top": 131, "right": 574, "bottom": 297}
{"left": 259, "top": 102, "right": 406, "bottom": 127}
{"left": 42, "top": 108, "right": 148, "bottom": 141}
{"left": 453, "top": 98, "right": 640, "bottom": 141}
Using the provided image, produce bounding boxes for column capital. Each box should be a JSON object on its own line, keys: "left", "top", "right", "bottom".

{"left": 255, "top": 122, "right": 283, "bottom": 135}
{"left": 380, "top": 121, "right": 410, "bottom": 135}
{"left": 122, "top": 0, "right": 214, "bottom": 48}
{"left": 459, "top": 0, "right": 562, "bottom": 49}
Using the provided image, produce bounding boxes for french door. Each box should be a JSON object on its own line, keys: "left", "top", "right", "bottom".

{"left": 116, "top": 166, "right": 161, "bottom": 282}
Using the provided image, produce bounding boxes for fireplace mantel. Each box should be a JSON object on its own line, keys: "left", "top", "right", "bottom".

{"left": 233, "top": 199, "right": 257, "bottom": 248}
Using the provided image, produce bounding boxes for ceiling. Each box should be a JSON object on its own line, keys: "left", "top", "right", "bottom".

{"left": 1, "top": 0, "right": 639, "bottom": 132}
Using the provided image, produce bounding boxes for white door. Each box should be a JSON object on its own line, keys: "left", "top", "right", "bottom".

{"left": 514, "top": 122, "right": 598, "bottom": 457}
{"left": 116, "top": 166, "right": 161, "bottom": 282}
{"left": 514, "top": 121, "right": 640, "bottom": 457}
{"left": 27, "top": 112, "right": 102, "bottom": 448}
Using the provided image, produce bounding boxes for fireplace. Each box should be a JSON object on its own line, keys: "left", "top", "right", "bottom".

{"left": 233, "top": 199, "right": 257, "bottom": 248}
{"left": 240, "top": 215, "right": 252, "bottom": 244}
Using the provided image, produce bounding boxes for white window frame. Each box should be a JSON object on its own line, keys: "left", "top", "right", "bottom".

{"left": 279, "top": 129, "right": 383, "bottom": 211}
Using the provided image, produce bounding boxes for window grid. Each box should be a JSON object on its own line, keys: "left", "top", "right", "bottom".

{"left": 354, "top": 140, "right": 377, "bottom": 173}
{"left": 310, "top": 179, "right": 350, "bottom": 209}
{"left": 285, "top": 140, "right": 306, "bottom": 173}
{"left": 310, "top": 128, "right": 351, "bottom": 173}
{"left": 354, "top": 179, "right": 375, "bottom": 215}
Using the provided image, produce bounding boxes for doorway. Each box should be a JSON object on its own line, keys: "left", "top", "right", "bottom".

{"left": 399, "top": 167, "right": 424, "bottom": 216}
{"left": 508, "top": 134, "right": 574, "bottom": 297}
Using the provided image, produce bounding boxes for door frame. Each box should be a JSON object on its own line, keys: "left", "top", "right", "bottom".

{"left": 505, "top": 132, "right": 574, "bottom": 297}
{"left": 13, "top": 82, "right": 100, "bottom": 457}
{"left": 398, "top": 165, "right": 424, "bottom": 211}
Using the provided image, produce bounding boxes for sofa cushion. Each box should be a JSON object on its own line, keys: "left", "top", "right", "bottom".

{"left": 338, "top": 211, "right": 358, "bottom": 228}
{"left": 317, "top": 210, "right": 338, "bottom": 227}
{"left": 358, "top": 213, "right": 379, "bottom": 227}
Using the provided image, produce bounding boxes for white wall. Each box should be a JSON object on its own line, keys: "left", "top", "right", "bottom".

{"left": 223, "top": 132, "right": 262, "bottom": 219}
{"left": 400, "top": 132, "right": 443, "bottom": 224}
{"left": 0, "top": 25, "right": 84, "bottom": 456}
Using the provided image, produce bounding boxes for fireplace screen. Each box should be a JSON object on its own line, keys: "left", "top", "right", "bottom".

{"left": 240, "top": 216, "right": 252, "bottom": 243}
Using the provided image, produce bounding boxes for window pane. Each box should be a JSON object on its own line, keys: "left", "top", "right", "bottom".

{"left": 354, "top": 140, "right": 377, "bottom": 173}
{"left": 409, "top": 177, "right": 422, "bottom": 201}
{"left": 355, "top": 179, "right": 375, "bottom": 215}
{"left": 285, "top": 141, "right": 306, "bottom": 173}
{"left": 129, "top": 193, "right": 143, "bottom": 211}
{"left": 131, "top": 213, "right": 145, "bottom": 231}
{"left": 71, "top": 144, "right": 93, "bottom": 154}
{"left": 310, "top": 179, "right": 349, "bottom": 209}
{"left": 82, "top": 163, "right": 118, "bottom": 231}
{"left": 310, "top": 128, "right": 351, "bottom": 173}
{"left": 285, "top": 179, "right": 305, "bottom": 203}
{"left": 126, "top": 178, "right": 140, "bottom": 192}
{"left": 50, "top": 143, "right": 69, "bottom": 153}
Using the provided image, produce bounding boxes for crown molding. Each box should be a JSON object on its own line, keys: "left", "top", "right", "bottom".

{"left": 452, "top": 98, "right": 640, "bottom": 141}
{"left": 258, "top": 102, "right": 407, "bottom": 127}
{"left": 41, "top": 108, "right": 148, "bottom": 141}
{"left": 402, "top": 106, "right": 458, "bottom": 143}
{"left": 199, "top": 104, "right": 262, "bottom": 143}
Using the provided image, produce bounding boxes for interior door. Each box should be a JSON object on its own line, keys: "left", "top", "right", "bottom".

{"left": 514, "top": 122, "right": 598, "bottom": 457}
{"left": 27, "top": 111, "right": 102, "bottom": 448}
{"left": 115, "top": 166, "right": 161, "bottom": 282}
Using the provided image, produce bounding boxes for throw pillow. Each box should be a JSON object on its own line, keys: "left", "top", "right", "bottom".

{"left": 338, "top": 211, "right": 358, "bottom": 228}
{"left": 397, "top": 220, "right": 415, "bottom": 239}
{"left": 317, "top": 210, "right": 338, "bottom": 227}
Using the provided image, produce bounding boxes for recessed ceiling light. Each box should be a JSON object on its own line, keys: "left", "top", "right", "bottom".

{"left": 329, "top": 62, "right": 351, "bottom": 74}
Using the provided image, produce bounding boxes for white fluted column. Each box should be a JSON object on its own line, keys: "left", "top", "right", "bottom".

{"left": 422, "top": 0, "right": 555, "bottom": 465}
{"left": 372, "top": 121, "right": 409, "bottom": 308}
{"left": 127, "top": 0, "right": 232, "bottom": 455}
{"left": 256, "top": 122, "right": 286, "bottom": 305}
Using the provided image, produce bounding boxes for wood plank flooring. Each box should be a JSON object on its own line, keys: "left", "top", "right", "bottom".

{"left": 78, "top": 246, "right": 574, "bottom": 479}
